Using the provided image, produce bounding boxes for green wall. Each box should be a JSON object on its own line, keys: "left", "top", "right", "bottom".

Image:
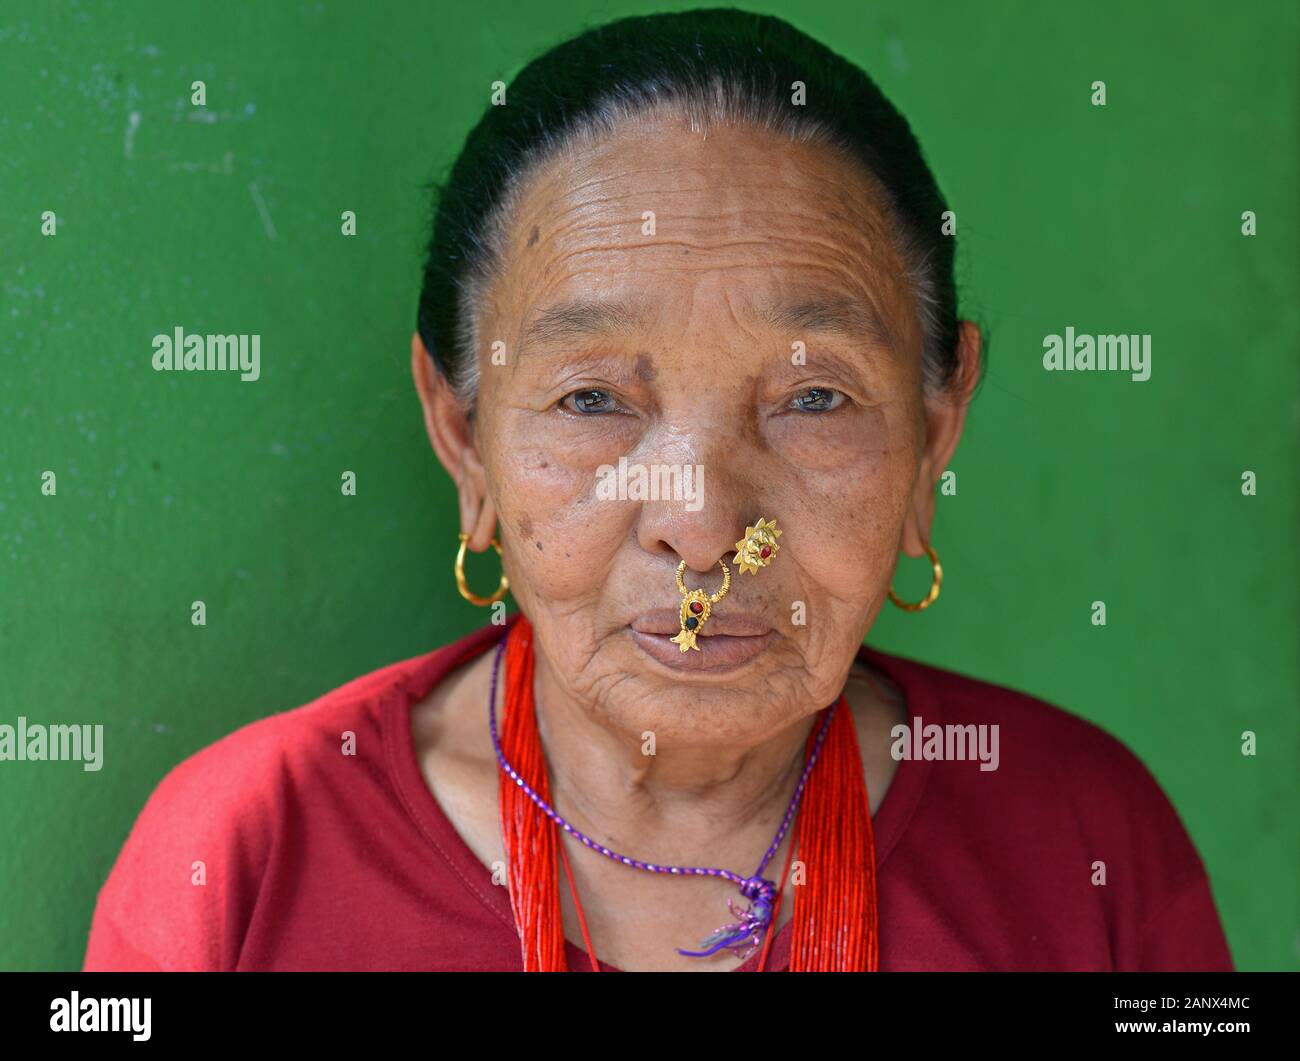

{"left": 1, "top": 0, "right": 1295, "bottom": 970}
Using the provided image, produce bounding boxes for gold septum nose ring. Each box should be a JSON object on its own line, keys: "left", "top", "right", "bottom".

{"left": 671, "top": 559, "right": 730, "bottom": 652}
{"left": 670, "top": 518, "right": 780, "bottom": 652}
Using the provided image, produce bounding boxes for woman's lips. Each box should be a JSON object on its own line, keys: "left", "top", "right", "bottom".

{"left": 628, "top": 610, "right": 776, "bottom": 672}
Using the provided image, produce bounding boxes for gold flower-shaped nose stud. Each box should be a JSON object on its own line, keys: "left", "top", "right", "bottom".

{"left": 733, "top": 517, "right": 781, "bottom": 575}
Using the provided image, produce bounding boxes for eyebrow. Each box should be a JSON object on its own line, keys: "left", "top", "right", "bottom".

{"left": 519, "top": 293, "right": 892, "bottom": 350}
{"left": 522, "top": 298, "right": 648, "bottom": 347}
{"left": 757, "top": 295, "right": 893, "bottom": 348}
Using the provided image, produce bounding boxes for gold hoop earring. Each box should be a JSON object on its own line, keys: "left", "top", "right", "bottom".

{"left": 455, "top": 532, "right": 509, "bottom": 606}
{"left": 887, "top": 542, "right": 942, "bottom": 612}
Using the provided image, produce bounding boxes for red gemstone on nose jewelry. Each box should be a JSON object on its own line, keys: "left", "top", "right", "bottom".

{"left": 760, "top": 546, "right": 772, "bottom": 558}
{"left": 689, "top": 601, "right": 703, "bottom": 614}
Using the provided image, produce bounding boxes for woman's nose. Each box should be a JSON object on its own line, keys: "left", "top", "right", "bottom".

{"left": 630, "top": 453, "right": 756, "bottom": 573}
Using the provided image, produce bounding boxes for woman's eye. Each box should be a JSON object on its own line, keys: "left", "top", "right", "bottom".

{"left": 789, "top": 387, "right": 844, "bottom": 413}
{"left": 561, "top": 388, "right": 619, "bottom": 415}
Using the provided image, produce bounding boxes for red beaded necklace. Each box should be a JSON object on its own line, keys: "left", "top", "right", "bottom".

{"left": 496, "top": 616, "right": 880, "bottom": 972}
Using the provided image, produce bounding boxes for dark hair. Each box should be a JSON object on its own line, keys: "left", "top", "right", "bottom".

{"left": 417, "top": 7, "right": 965, "bottom": 407}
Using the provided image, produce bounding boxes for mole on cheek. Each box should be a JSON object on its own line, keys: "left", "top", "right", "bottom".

{"left": 527, "top": 225, "right": 540, "bottom": 247}
{"left": 518, "top": 515, "right": 534, "bottom": 541}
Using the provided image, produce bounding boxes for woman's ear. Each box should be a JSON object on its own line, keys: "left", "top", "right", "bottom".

{"left": 410, "top": 332, "right": 498, "bottom": 550}
{"left": 900, "top": 320, "right": 982, "bottom": 557}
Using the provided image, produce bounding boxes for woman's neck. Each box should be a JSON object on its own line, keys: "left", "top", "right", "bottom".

{"left": 527, "top": 647, "right": 829, "bottom": 858}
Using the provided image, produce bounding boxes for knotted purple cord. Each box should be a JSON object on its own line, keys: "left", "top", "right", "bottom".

{"left": 487, "top": 633, "right": 839, "bottom": 962}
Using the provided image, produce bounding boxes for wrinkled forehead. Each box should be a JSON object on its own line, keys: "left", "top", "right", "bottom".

{"left": 482, "top": 113, "right": 922, "bottom": 357}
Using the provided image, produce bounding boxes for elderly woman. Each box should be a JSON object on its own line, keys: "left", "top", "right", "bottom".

{"left": 84, "top": 9, "right": 1232, "bottom": 972}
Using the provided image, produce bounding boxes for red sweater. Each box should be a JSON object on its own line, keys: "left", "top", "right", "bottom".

{"left": 83, "top": 620, "right": 1234, "bottom": 972}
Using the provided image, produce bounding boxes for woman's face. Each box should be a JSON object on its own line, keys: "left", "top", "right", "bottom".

{"left": 420, "top": 111, "right": 978, "bottom": 744}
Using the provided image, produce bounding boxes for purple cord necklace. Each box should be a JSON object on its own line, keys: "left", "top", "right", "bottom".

{"left": 487, "top": 634, "right": 839, "bottom": 961}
